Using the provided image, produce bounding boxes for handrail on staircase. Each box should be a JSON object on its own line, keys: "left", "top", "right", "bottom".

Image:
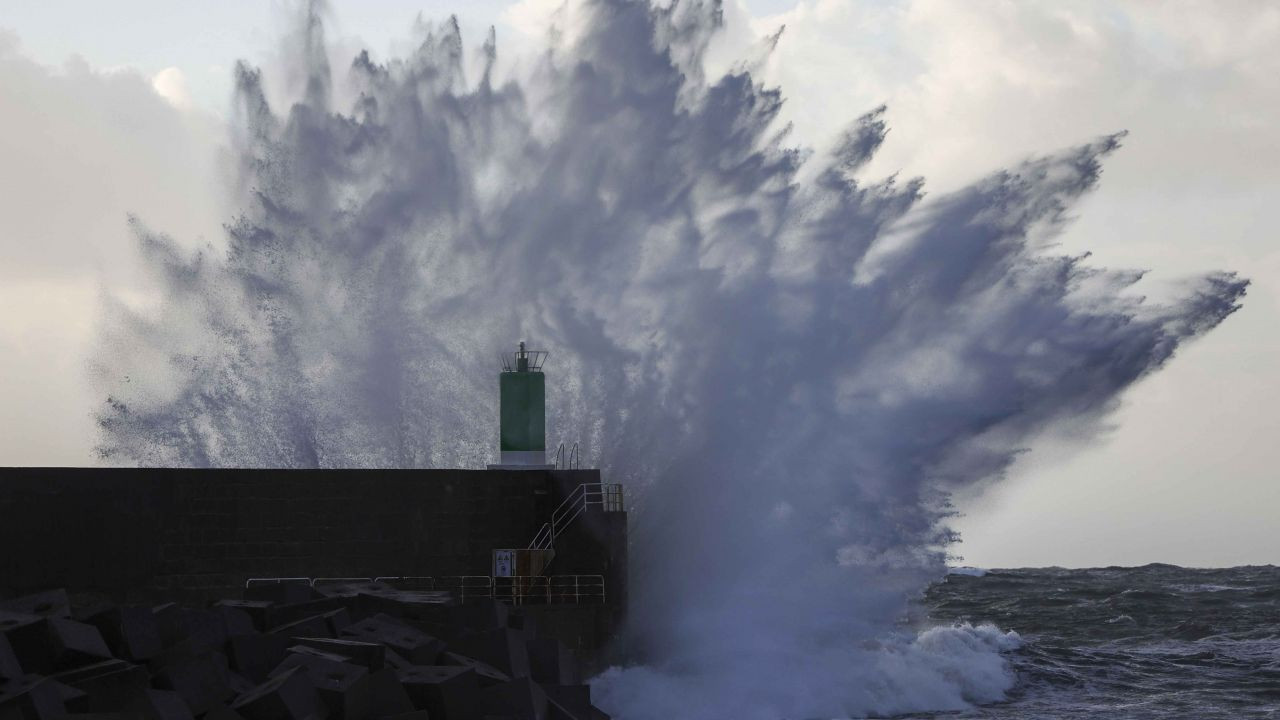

{"left": 528, "top": 482, "right": 623, "bottom": 551}
{"left": 554, "top": 442, "right": 581, "bottom": 470}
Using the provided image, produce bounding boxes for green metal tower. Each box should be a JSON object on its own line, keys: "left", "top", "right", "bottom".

{"left": 496, "top": 342, "right": 549, "bottom": 467}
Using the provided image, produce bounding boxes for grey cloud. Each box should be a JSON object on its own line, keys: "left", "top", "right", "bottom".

{"left": 0, "top": 38, "right": 221, "bottom": 281}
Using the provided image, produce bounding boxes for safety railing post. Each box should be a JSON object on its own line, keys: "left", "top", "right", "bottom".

{"left": 245, "top": 577, "right": 311, "bottom": 588}
{"left": 528, "top": 482, "right": 625, "bottom": 551}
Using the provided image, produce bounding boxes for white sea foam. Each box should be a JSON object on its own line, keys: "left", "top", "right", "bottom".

{"left": 1169, "top": 584, "right": 1248, "bottom": 593}
{"left": 593, "top": 622, "right": 1023, "bottom": 719}
{"left": 92, "top": 1, "right": 1246, "bottom": 717}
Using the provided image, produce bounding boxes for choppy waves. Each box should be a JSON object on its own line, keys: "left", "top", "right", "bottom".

{"left": 927, "top": 565, "right": 1280, "bottom": 718}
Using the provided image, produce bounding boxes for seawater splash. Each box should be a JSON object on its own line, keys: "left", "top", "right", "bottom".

{"left": 93, "top": 0, "right": 1247, "bottom": 717}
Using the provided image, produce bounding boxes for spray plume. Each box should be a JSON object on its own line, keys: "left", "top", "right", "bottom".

{"left": 93, "top": 1, "right": 1246, "bottom": 716}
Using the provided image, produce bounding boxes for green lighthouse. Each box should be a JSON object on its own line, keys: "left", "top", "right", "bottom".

{"left": 495, "top": 341, "right": 550, "bottom": 468}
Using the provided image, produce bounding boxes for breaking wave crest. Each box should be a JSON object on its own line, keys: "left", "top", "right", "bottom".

{"left": 594, "top": 623, "right": 1023, "bottom": 719}
{"left": 92, "top": 1, "right": 1246, "bottom": 717}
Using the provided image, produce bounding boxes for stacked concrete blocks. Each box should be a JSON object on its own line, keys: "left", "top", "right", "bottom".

{"left": 0, "top": 584, "right": 611, "bottom": 720}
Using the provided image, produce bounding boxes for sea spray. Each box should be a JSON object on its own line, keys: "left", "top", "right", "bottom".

{"left": 92, "top": 0, "right": 1247, "bottom": 717}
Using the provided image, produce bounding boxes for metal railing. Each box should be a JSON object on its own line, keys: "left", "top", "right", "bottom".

{"left": 529, "top": 482, "right": 625, "bottom": 552}
{"left": 493, "top": 575, "right": 549, "bottom": 605}
{"left": 601, "top": 483, "right": 624, "bottom": 512}
{"left": 372, "top": 576, "right": 435, "bottom": 590}
{"left": 240, "top": 575, "right": 604, "bottom": 605}
{"left": 499, "top": 344, "right": 547, "bottom": 372}
{"left": 245, "top": 577, "right": 311, "bottom": 588}
{"left": 493, "top": 575, "right": 606, "bottom": 605}
{"left": 432, "top": 575, "right": 495, "bottom": 602}
{"left": 551, "top": 574, "right": 606, "bottom": 604}
{"left": 554, "top": 442, "right": 580, "bottom": 470}
{"left": 310, "top": 577, "right": 374, "bottom": 587}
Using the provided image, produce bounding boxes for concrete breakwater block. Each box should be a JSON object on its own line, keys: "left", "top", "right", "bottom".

{"left": 0, "top": 588, "right": 611, "bottom": 720}
{"left": 526, "top": 639, "right": 576, "bottom": 686}
{"left": 230, "top": 667, "right": 324, "bottom": 720}
{"left": 541, "top": 684, "right": 592, "bottom": 720}
{"left": 225, "top": 673, "right": 255, "bottom": 698}
{"left": 339, "top": 618, "right": 443, "bottom": 666}
{"left": 352, "top": 592, "right": 453, "bottom": 626}
{"left": 0, "top": 635, "right": 23, "bottom": 680}
{"left": 0, "top": 612, "right": 54, "bottom": 675}
{"left": 154, "top": 609, "right": 228, "bottom": 657}
{"left": 129, "top": 688, "right": 196, "bottom": 720}
{"left": 267, "top": 617, "right": 330, "bottom": 642}
{"left": 280, "top": 647, "right": 347, "bottom": 666}
{"left": 0, "top": 674, "right": 68, "bottom": 720}
{"left": 151, "top": 653, "right": 233, "bottom": 715}
{"left": 261, "top": 600, "right": 348, "bottom": 632}
{"left": 227, "top": 636, "right": 290, "bottom": 684}
{"left": 506, "top": 608, "right": 537, "bottom": 637}
{"left": 211, "top": 609, "right": 255, "bottom": 640}
{"left": 290, "top": 640, "right": 383, "bottom": 672}
{"left": 48, "top": 619, "right": 113, "bottom": 671}
{"left": 378, "top": 711, "right": 428, "bottom": 720}
{"left": 318, "top": 611, "right": 350, "bottom": 639}
{"left": 0, "top": 592, "right": 72, "bottom": 622}
{"left": 437, "top": 652, "right": 509, "bottom": 687}
{"left": 449, "top": 601, "right": 508, "bottom": 634}
{"left": 365, "top": 670, "right": 413, "bottom": 718}
{"left": 43, "top": 713, "right": 147, "bottom": 720}
{"left": 270, "top": 654, "right": 369, "bottom": 720}
{"left": 240, "top": 587, "right": 319, "bottom": 608}
{"left": 449, "top": 629, "right": 529, "bottom": 679}
{"left": 202, "top": 704, "right": 247, "bottom": 720}
{"left": 479, "top": 677, "right": 547, "bottom": 720}
{"left": 212, "top": 605, "right": 271, "bottom": 635}
{"left": 57, "top": 660, "right": 150, "bottom": 712}
{"left": 79, "top": 607, "right": 163, "bottom": 662}
{"left": 394, "top": 665, "right": 479, "bottom": 720}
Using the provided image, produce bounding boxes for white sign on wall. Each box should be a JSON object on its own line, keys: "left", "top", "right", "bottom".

{"left": 493, "top": 549, "right": 515, "bottom": 578}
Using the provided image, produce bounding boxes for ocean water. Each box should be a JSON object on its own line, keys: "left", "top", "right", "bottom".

{"left": 921, "top": 565, "right": 1280, "bottom": 719}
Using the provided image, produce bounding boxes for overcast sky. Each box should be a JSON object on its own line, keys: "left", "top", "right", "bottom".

{"left": 1, "top": 0, "right": 1276, "bottom": 568}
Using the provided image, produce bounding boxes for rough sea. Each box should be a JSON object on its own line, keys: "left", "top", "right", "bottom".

{"left": 922, "top": 565, "right": 1280, "bottom": 719}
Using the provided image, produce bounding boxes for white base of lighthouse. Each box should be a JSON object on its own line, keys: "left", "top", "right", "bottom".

{"left": 487, "top": 450, "right": 552, "bottom": 470}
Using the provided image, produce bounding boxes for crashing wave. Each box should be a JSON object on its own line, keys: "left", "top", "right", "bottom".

{"left": 92, "top": 1, "right": 1246, "bottom": 717}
